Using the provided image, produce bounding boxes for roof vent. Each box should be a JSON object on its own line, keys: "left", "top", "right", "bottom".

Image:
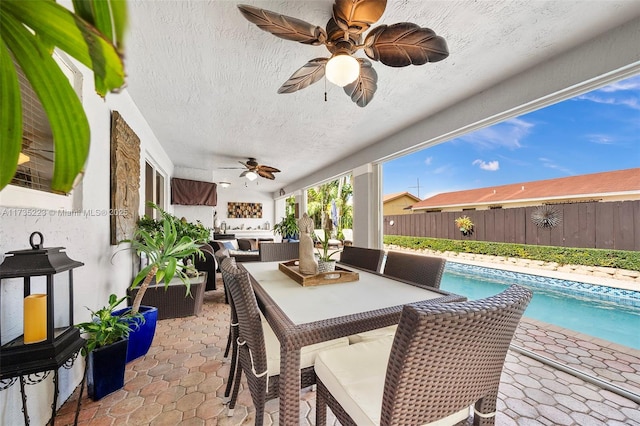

{"left": 493, "top": 189, "right": 496, "bottom": 194}
{"left": 522, "top": 186, "right": 525, "bottom": 190}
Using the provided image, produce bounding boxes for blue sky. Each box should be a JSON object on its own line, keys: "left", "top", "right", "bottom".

{"left": 383, "top": 74, "right": 640, "bottom": 200}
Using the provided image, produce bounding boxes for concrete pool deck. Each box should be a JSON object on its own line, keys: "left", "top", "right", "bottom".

{"left": 384, "top": 245, "right": 640, "bottom": 292}
{"left": 54, "top": 271, "right": 640, "bottom": 425}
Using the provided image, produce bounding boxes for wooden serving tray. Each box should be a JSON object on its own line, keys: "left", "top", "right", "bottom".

{"left": 278, "top": 260, "right": 359, "bottom": 287}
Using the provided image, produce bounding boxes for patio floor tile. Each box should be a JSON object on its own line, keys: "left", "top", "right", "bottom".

{"left": 55, "top": 279, "right": 640, "bottom": 425}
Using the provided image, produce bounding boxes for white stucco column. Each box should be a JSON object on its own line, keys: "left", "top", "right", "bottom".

{"left": 296, "top": 190, "right": 308, "bottom": 217}
{"left": 352, "top": 163, "right": 382, "bottom": 248}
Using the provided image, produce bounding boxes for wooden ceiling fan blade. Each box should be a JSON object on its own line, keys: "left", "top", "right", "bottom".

{"left": 332, "top": 0, "right": 387, "bottom": 35}
{"left": 344, "top": 59, "right": 377, "bottom": 107}
{"left": 364, "top": 23, "right": 449, "bottom": 67}
{"left": 258, "top": 165, "right": 281, "bottom": 173}
{"left": 238, "top": 4, "right": 327, "bottom": 45}
{"left": 257, "top": 170, "right": 276, "bottom": 180}
{"left": 278, "top": 58, "right": 328, "bottom": 94}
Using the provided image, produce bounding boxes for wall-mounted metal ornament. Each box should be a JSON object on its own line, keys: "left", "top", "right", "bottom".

{"left": 531, "top": 205, "right": 562, "bottom": 228}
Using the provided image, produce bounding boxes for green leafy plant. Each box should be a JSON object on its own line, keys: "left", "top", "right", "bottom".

{"left": 137, "top": 205, "right": 210, "bottom": 244}
{"left": 454, "top": 216, "right": 474, "bottom": 234}
{"left": 316, "top": 228, "right": 341, "bottom": 262}
{"left": 314, "top": 213, "right": 340, "bottom": 261}
{"left": 76, "top": 294, "right": 142, "bottom": 356}
{"left": 273, "top": 213, "right": 300, "bottom": 240}
{"left": 122, "top": 203, "right": 203, "bottom": 314}
{"left": 0, "top": 0, "right": 127, "bottom": 193}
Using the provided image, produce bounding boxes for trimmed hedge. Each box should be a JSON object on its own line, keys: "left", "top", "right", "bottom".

{"left": 383, "top": 235, "right": 640, "bottom": 272}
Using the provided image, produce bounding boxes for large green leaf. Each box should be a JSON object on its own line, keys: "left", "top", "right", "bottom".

{"left": 72, "top": 0, "right": 127, "bottom": 49}
{"left": 1, "top": 11, "right": 90, "bottom": 193}
{"left": 1, "top": 0, "right": 125, "bottom": 96}
{"left": 0, "top": 41, "right": 22, "bottom": 189}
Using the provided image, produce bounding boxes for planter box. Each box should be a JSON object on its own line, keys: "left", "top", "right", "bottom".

{"left": 87, "top": 338, "right": 128, "bottom": 401}
{"left": 126, "top": 274, "right": 206, "bottom": 320}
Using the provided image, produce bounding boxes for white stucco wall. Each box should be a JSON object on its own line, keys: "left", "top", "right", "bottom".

{"left": 0, "top": 57, "right": 173, "bottom": 424}
{"left": 172, "top": 167, "right": 276, "bottom": 237}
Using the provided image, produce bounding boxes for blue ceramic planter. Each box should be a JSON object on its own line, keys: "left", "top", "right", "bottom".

{"left": 112, "top": 305, "right": 158, "bottom": 362}
{"left": 87, "top": 338, "right": 128, "bottom": 400}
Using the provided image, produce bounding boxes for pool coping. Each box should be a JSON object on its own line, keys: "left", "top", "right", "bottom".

{"left": 445, "top": 260, "right": 640, "bottom": 308}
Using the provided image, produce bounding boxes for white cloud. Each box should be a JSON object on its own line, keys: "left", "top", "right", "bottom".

{"left": 586, "top": 134, "right": 616, "bottom": 145}
{"left": 424, "top": 156, "right": 433, "bottom": 166}
{"left": 432, "top": 165, "right": 450, "bottom": 174}
{"left": 577, "top": 76, "right": 640, "bottom": 110}
{"left": 473, "top": 159, "right": 500, "bottom": 171}
{"left": 538, "top": 157, "right": 573, "bottom": 175}
{"left": 459, "top": 118, "right": 534, "bottom": 150}
{"left": 598, "top": 76, "right": 640, "bottom": 93}
{"left": 577, "top": 94, "right": 640, "bottom": 110}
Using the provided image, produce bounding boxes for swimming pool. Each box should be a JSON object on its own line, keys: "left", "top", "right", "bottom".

{"left": 442, "top": 262, "right": 640, "bottom": 350}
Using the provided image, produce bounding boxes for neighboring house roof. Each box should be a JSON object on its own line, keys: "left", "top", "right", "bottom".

{"left": 383, "top": 192, "right": 421, "bottom": 203}
{"left": 412, "top": 168, "right": 640, "bottom": 210}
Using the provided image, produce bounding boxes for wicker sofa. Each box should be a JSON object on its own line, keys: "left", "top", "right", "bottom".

{"left": 210, "top": 238, "right": 263, "bottom": 262}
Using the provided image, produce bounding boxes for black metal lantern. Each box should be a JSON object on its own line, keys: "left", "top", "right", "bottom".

{"left": 0, "top": 232, "right": 85, "bottom": 398}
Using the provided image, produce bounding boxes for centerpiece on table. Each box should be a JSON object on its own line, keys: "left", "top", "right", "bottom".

{"left": 316, "top": 214, "right": 341, "bottom": 273}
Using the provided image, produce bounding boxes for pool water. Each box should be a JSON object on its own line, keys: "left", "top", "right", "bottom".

{"left": 441, "top": 264, "right": 640, "bottom": 350}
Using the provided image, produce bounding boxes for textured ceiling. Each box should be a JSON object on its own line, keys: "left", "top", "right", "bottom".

{"left": 123, "top": 0, "right": 640, "bottom": 193}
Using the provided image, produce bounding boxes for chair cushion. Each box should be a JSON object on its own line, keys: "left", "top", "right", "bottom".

{"left": 347, "top": 325, "right": 397, "bottom": 344}
{"left": 315, "top": 336, "right": 470, "bottom": 426}
{"left": 261, "top": 313, "right": 349, "bottom": 376}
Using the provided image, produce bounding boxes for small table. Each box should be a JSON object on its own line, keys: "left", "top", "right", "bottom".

{"left": 241, "top": 261, "right": 465, "bottom": 426}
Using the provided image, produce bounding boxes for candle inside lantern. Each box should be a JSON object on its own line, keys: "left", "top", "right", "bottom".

{"left": 24, "top": 294, "right": 47, "bottom": 343}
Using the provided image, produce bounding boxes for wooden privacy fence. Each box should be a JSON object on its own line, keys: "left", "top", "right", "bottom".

{"left": 383, "top": 200, "right": 640, "bottom": 251}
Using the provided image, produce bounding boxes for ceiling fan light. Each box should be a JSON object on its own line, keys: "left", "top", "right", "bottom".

{"left": 219, "top": 181, "right": 231, "bottom": 188}
{"left": 245, "top": 171, "right": 258, "bottom": 181}
{"left": 325, "top": 53, "right": 360, "bottom": 87}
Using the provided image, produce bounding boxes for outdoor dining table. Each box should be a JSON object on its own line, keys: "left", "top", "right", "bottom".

{"left": 240, "top": 261, "right": 466, "bottom": 425}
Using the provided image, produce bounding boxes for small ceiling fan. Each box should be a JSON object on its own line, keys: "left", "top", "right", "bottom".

{"left": 219, "top": 158, "right": 281, "bottom": 180}
{"left": 238, "top": 0, "right": 449, "bottom": 107}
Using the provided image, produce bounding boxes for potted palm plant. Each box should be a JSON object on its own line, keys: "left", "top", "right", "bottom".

{"left": 76, "top": 294, "right": 142, "bottom": 401}
{"left": 115, "top": 202, "right": 202, "bottom": 361}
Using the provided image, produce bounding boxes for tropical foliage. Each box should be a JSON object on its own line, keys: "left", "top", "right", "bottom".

{"left": 273, "top": 213, "right": 300, "bottom": 240}
{"left": 136, "top": 205, "right": 210, "bottom": 244}
{"left": 122, "top": 203, "right": 203, "bottom": 314}
{"left": 0, "top": 0, "right": 127, "bottom": 193}
{"left": 306, "top": 176, "right": 353, "bottom": 239}
{"left": 76, "top": 294, "right": 142, "bottom": 356}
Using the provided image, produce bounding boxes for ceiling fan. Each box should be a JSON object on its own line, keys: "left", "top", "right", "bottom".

{"left": 238, "top": 0, "right": 449, "bottom": 107}
{"left": 219, "top": 158, "right": 281, "bottom": 180}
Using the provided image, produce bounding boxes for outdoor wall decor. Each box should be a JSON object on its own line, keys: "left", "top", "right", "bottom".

{"left": 227, "top": 202, "right": 263, "bottom": 218}
{"left": 531, "top": 205, "right": 562, "bottom": 228}
{"left": 110, "top": 111, "right": 140, "bottom": 245}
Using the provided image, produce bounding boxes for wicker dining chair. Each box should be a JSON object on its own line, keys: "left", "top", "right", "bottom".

{"left": 219, "top": 258, "right": 348, "bottom": 425}
{"left": 383, "top": 251, "right": 446, "bottom": 289}
{"left": 315, "top": 285, "right": 533, "bottom": 426}
{"left": 213, "top": 249, "right": 236, "bottom": 398}
{"left": 339, "top": 245, "right": 384, "bottom": 272}
{"left": 258, "top": 241, "right": 300, "bottom": 262}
